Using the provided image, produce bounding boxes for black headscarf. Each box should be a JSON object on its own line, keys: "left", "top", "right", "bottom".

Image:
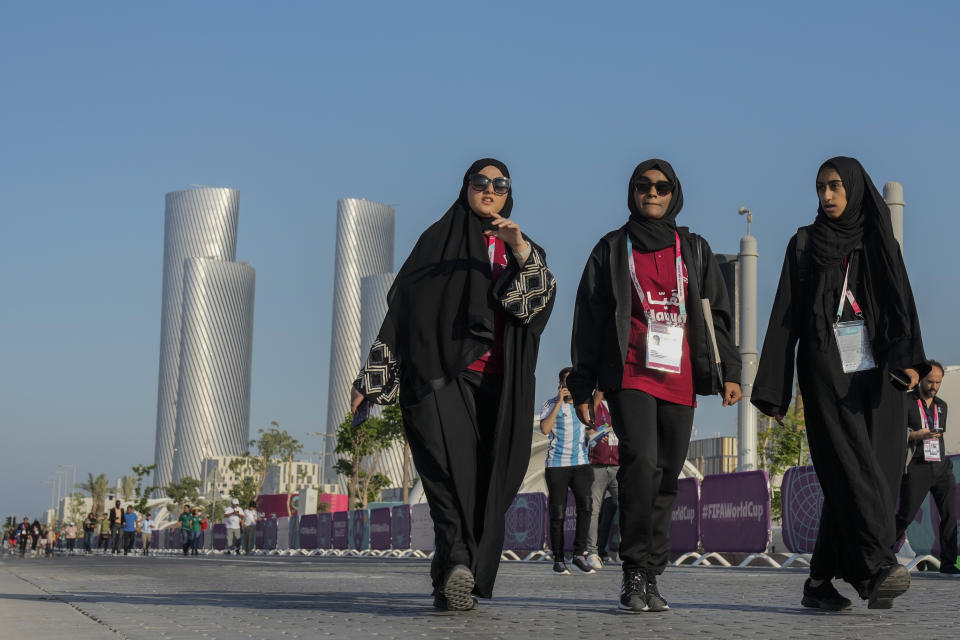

{"left": 809, "top": 156, "right": 912, "bottom": 352}
{"left": 380, "top": 158, "right": 515, "bottom": 400}
{"left": 625, "top": 158, "right": 685, "bottom": 250}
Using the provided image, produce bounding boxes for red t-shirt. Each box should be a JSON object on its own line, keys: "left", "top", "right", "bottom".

{"left": 621, "top": 246, "right": 695, "bottom": 406}
{"left": 467, "top": 236, "right": 507, "bottom": 374}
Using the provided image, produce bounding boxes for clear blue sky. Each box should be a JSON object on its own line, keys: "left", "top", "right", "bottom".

{"left": 3, "top": 1, "right": 958, "bottom": 519}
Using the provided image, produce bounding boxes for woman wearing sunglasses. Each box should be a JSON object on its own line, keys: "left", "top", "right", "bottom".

{"left": 351, "top": 158, "right": 556, "bottom": 611}
{"left": 568, "top": 158, "right": 741, "bottom": 613}
{"left": 753, "top": 156, "right": 927, "bottom": 611}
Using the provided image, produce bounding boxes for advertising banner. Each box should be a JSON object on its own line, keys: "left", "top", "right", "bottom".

{"left": 170, "top": 528, "right": 182, "bottom": 550}
{"left": 212, "top": 524, "right": 227, "bottom": 550}
{"left": 255, "top": 521, "right": 264, "bottom": 549}
{"left": 669, "top": 477, "right": 700, "bottom": 553}
{"left": 700, "top": 470, "right": 771, "bottom": 553}
{"left": 410, "top": 503, "right": 435, "bottom": 551}
{"left": 349, "top": 510, "right": 370, "bottom": 550}
{"left": 299, "top": 514, "right": 319, "bottom": 550}
{"left": 288, "top": 515, "right": 299, "bottom": 549}
{"left": 276, "top": 517, "right": 290, "bottom": 550}
{"left": 780, "top": 465, "right": 824, "bottom": 554}
{"left": 503, "top": 492, "right": 548, "bottom": 551}
{"left": 370, "top": 507, "right": 392, "bottom": 550}
{"left": 262, "top": 518, "right": 278, "bottom": 550}
{"left": 316, "top": 513, "right": 333, "bottom": 549}
{"left": 332, "top": 511, "right": 349, "bottom": 549}
{"left": 391, "top": 505, "right": 411, "bottom": 550}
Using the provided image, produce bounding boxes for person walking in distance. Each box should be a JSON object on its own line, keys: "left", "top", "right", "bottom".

{"left": 894, "top": 361, "right": 958, "bottom": 574}
{"left": 140, "top": 512, "right": 154, "bottom": 556}
{"left": 177, "top": 505, "right": 194, "bottom": 556}
{"left": 223, "top": 498, "right": 243, "bottom": 555}
{"left": 539, "top": 367, "right": 595, "bottom": 575}
{"left": 568, "top": 158, "right": 742, "bottom": 613}
{"left": 82, "top": 512, "right": 97, "bottom": 554}
{"left": 99, "top": 513, "right": 111, "bottom": 554}
{"left": 108, "top": 499, "right": 124, "bottom": 554}
{"left": 584, "top": 391, "right": 619, "bottom": 569}
{"left": 64, "top": 522, "right": 78, "bottom": 555}
{"left": 122, "top": 505, "right": 137, "bottom": 555}
{"left": 753, "top": 156, "right": 928, "bottom": 610}
{"left": 351, "top": 158, "right": 556, "bottom": 611}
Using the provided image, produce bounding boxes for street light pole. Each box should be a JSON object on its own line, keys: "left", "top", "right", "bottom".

{"left": 737, "top": 207, "right": 759, "bottom": 472}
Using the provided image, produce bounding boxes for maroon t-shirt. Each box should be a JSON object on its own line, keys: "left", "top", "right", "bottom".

{"left": 467, "top": 236, "right": 507, "bottom": 374}
{"left": 621, "top": 246, "right": 695, "bottom": 407}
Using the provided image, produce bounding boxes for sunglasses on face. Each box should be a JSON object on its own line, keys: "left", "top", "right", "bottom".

{"left": 633, "top": 180, "right": 675, "bottom": 196}
{"left": 468, "top": 174, "right": 511, "bottom": 195}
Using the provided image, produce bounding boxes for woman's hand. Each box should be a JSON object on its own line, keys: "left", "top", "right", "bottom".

{"left": 721, "top": 382, "right": 742, "bottom": 407}
{"left": 902, "top": 367, "right": 920, "bottom": 390}
{"left": 350, "top": 386, "right": 365, "bottom": 413}
{"left": 575, "top": 402, "right": 594, "bottom": 427}
{"left": 484, "top": 214, "right": 527, "bottom": 255}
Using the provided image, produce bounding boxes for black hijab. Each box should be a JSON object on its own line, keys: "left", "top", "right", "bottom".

{"left": 379, "top": 158, "right": 515, "bottom": 401}
{"left": 809, "top": 156, "right": 912, "bottom": 352}
{"left": 625, "top": 158, "right": 685, "bottom": 250}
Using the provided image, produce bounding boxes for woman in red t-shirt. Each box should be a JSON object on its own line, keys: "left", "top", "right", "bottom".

{"left": 569, "top": 158, "right": 741, "bottom": 613}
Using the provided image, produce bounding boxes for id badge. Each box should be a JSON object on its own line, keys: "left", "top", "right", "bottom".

{"left": 923, "top": 438, "right": 941, "bottom": 462}
{"left": 833, "top": 320, "right": 876, "bottom": 373}
{"left": 646, "top": 322, "right": 683, "bottom": 373}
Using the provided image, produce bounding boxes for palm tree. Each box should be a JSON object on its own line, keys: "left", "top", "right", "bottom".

{"left": 121, "top": 475, "right": 136, "bottom": 501}
{"left": 76, "top": 473, "right": 110, "bottom": 517}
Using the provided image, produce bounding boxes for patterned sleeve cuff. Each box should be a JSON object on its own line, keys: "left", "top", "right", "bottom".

{"left": 499, "top": 246, "right": 556, "bottom": 325}
{"left": 354, "top": 338, "right": 400, "bottom": 404}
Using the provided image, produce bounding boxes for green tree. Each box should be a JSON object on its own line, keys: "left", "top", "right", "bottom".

{"left": 75, "top": 472, "right": 110, "bottom": 517}
{"left": 120, "top": 475, "right": 136, "bottom": 501}
{"left": 334, "top": 403, "right": 405, "bottom": 509}
{"left": 227, "top": 422, "right": 303, "bottom": 509}
{"left": 229, "top": 476, "right": 259, "bottom": 508}
{"left": 67, "top": 492, "right": 87, "bottom": 525}
{"left": 165, "top": 476, "right": 203, "bottom": 512}
{"left": 130, "top": 464, "right": 157, "bottom": 515}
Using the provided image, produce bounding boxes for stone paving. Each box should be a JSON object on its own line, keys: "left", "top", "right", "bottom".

{"left": 1, "top": 553, "right": 959, "bottom": 639}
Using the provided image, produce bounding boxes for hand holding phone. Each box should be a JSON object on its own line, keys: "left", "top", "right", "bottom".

{"left": 353, "top": 399, "right": 371, "bottom": 427}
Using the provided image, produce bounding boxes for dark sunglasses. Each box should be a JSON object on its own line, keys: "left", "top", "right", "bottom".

{"left": 633, "top": 179, "right": 675, "bottom": 196}
{"left": 468, "top": 174, "right": 511, "bottom": 195}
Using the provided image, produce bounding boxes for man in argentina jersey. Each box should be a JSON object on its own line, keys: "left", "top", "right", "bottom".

{"left": 539, "top": 367, "right": 596, "bottom": 575}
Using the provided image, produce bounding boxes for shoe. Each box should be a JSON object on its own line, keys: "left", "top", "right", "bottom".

{"left": 552, "top": 561, "right": 571, "bottom": 575}
{"left": 441, "top": 564, "right": 476, "bottom": 611}
{"left": 866, "top": 564, "right": 910, "bottom": 609}
{"left": 645, "top": 573, "right": 669, "bottom": 612}
{"left": 572, "top": 554, "right": 596, "bottom": 574}
{"left": 618, "top": 568, "right": 649, "bottom": 612}
{"left": 586, "top": 553, "right": 603, "bottom": 571}
{"left": 601, "top": 555, "right": 614, "bottom": 564}
{"left": 939, "top": 563, "right": 960, "bottom": 575}
{"left": 433, "top": 593, "right": 478, "bottom": 611}
{"left": 801, "top": 578, "right": 852, "bottom": 611}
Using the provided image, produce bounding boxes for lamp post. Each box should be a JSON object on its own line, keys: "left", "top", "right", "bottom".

{"left": 737, "top": 207, "right": 759, "bottom": 472}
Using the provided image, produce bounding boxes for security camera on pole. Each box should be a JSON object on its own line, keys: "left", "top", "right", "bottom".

{"left": 737, "top": 207, "right": 758, "bottom": 471}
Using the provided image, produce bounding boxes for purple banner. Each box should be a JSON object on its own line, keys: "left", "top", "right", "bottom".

{"left": 299, "top": 514, "right": 319, "bottom": 549}
{"left": 170, "top": 528, "right": 182, "bottom": 549}
{"left": 332, "top": 511, "right": 349, "bottom": 549}
{"left": 780, "top": 465, "right": 824, "bottom": 554}
{"left": 370, "top": 508, "right": 392, "bottom": 550}
{"left": 151, "top": 530, "right": 160, "bottom": 549}
{"left": 503, "top": 492, "right": 548, "bottom": 551}
{"left": 255, "top": 521, "right": 264, "bottom": 549}
{"left": 669, "top": 477, "right": 700, "bottom": 553}
{"left": 317, "top": 513, "right": 333, "bottom": 548}
{"left": 212, "top": 524, "right": 227, "bottom": 550}
{"left": 905, "top": 455, "right": 960, "bottom": 557}
{"left": 262, "top": 518, "right": 278, "bottom": 550}
{"left": 700, "top": 470, "right": 771, "bottom": 553}
{"left": 391, "top": 505, "right": 411, "bottom": 549}
{"left": 350, "top": 510, "right": 370, "bottom": 550}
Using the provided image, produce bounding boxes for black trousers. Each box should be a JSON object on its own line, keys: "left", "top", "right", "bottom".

{"left": 895, "top": 459, "right": 958, "bottom": 566}
{"left": 402, "top": 369, "right": 501, "bottom": 595}
{"left": 607, "top": 389, "right": 694, "bottom": 574}
{"left": 544, "top": 464, "right": 593, "bottom": 558}
{"left": 597, "top": 493, "right": 618, "bottom": 557}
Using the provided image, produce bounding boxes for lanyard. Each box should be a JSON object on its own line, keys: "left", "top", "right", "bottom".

{"left": 626, "top": 232, "right": 687, "bottom": 325}
{"left": 917, "top": 398, "right": 940, "bottom": 432}
{"left": 835, "top": 259, "right": 863, "bottom": 322}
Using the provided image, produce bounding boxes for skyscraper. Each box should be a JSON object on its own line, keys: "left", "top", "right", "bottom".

{"left": 324, "top": 198, "right": 394, "bottom": 484}
{"left": 153, "top": 187, "right": 253, "bottom": 491}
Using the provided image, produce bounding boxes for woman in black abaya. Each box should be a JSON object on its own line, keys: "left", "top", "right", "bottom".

{"left": 753, "top": 156, "right": 927, "bottom": 611}
{"left": 351, "top": 158, "right": 555, "bottom": 611}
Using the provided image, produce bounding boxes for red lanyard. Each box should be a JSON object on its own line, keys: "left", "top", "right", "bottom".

{"left": 917, "top": 398, "right": 939, "bottom": 431}
{"left": 836, "top": 258, "right": 863, "bottom": 320}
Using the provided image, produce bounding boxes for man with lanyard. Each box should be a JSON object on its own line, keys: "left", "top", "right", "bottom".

{"left": 584, "top": 391, "right": 619, "bottom": 570}
{"left": 894, "top": 360, "right": 959, "bottom": 574}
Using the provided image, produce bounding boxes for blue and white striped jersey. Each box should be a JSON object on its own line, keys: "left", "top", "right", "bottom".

{"left": 538, "top": 396, "right": 589, "bottom": 468}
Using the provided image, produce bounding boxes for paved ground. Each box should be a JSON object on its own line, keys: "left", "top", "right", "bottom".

{"left": 1, "top": 553, "right": 959, "bottom": 639}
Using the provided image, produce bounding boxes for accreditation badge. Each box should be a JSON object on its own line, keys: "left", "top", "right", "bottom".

{"left": 923, "top": 437, "right": 941, "bottom": 462}
{"left": 646, "top": 322, "right": 684, "bottom": 373}
{"left": 833, "top": 320, "right": 876, "bottom": 373}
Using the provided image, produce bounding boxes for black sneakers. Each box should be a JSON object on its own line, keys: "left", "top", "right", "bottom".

{"left": 866, "top": 564, "right": 910, "bottom": 609}
{"left": 440, "top": 564, "right": 476, "bottom": 611}
{"left": 645, "top": 573, "right": 669, "bottom": 612}
{"left": 571, "top": 554, "right": 596, "bottom": 574}
{"left": 801, "top": 578, "right": 852, "bottom": 611}
{"left": 552, "top": 561, "right": 571, "bottom": 575}
{"left": 618, "top": 568, "right": 649, "bottom": 612}
{"left": 939, "top": 563, "right": 960, "bottom": 575}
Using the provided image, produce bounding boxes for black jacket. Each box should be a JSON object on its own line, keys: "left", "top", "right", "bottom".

{"left": 906, "top": 392, "right": 948, "bottom": 464}
{"left": 568, "top": 225, "right": 740, "bottom": 404}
